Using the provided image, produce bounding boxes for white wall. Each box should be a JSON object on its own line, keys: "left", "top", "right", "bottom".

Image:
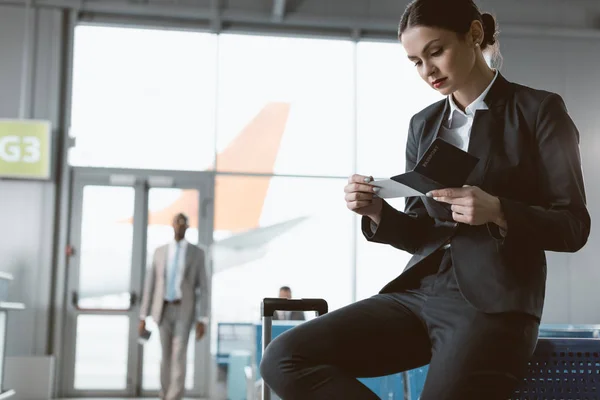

{"left": 499, "top": 34, "right": 600, "bottom": 323}
{"left": 562, "top": 39, "right": 600, "bottom": 324}
{"left": 0, "top": 5, "right": 63, "bottom": 357}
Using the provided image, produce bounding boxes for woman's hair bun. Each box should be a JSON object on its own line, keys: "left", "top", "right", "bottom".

{"left": 481, "top": 12, "right": 497, "bottom": 46}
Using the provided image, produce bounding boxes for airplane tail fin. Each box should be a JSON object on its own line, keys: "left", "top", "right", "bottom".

{"left": 215, "top": 102, "right": 290, "bottom": 231}
{"left": 143, "top": 102, "right": 291, "bottom": 231}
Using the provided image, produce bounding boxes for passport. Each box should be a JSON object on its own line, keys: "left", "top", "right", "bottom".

{"left": 375, "top": 138, "right": 479, "bottom": 198}
{"left": 138, "top": 328, "right": 152, "bottom": 345}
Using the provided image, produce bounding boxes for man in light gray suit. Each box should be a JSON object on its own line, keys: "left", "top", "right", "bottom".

{"left": 139, "top": 212, "right": 209, "bottom": 400}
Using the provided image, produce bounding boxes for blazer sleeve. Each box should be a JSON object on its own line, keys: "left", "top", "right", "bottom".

{"left": 362, "top": 116, "right": 435, "bottom": 254}
{"left": 495, "top": 93, "right": 591, "bottom": 252}
{"left": 139, "top": 250, "right": 157, "bottom": 320}
{"left": 195, "top": 245, "right": 210, "bottom": 323}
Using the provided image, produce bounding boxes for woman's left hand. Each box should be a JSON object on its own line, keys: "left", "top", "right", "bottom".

{"left": 427, "top": 185, "right": 506, "bottom": 228}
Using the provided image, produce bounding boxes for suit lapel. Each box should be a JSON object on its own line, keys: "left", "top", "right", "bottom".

{"left": 183, "top": 244, "right": 194, "bottom": 280}
{"left": 417, "top": 99, "right": 448, "bottom": 161}
{"left": 159, "top": 245, "right": 168, "bottom": 280}
{"left": 464, "top": 110, "right": 495, "bottom": 186}
{"left": 417, "top": 100, "right": 452, "bottom": 219}
{"left": 465, "top": 73, "right": 511, "bottom": 187}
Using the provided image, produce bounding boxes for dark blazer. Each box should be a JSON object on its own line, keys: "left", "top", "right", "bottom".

{"left": 273, "top": 310, "right": 306, "bottom": 321}
{"left": 363, "top": 73, "right": 591, "bottom": 320}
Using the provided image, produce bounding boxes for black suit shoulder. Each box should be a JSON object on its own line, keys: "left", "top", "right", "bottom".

{"left": 508, "top": 82, "right": 578, "bottom": 144}
{"left": 509, "top": 81, "right": 556, "bottom": 102}
{"left": 509, "top": 81, "right": 566, "bottom": 115}
{"left": 412, "top": 97, "right": 446, "bottom": 125}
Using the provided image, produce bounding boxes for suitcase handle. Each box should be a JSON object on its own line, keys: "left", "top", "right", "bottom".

{"left": 261, "top": 298, "right": 327, "bottom": 400}
{"left": 261, "top": 298, "right": 328, "bottom": 317}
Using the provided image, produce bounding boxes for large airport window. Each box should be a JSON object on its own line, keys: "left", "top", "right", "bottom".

{"left": 69, "top": 25, "right": 217, "bottom": 171}
{"left": 216, "top": 34, "right": 355, "bottom": 176}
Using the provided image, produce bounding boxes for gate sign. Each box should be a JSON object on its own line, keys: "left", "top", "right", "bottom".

{"left": 0, "top": 119, "right": 52, "bottom": 180}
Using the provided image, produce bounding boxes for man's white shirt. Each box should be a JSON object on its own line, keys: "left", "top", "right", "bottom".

{"left": 165, "top": 239, "right": 188, "bottom": 301}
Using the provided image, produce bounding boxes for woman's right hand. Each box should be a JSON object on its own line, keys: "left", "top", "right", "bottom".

{"left": 344, "top": 174, "right": 383, "bottom": 223}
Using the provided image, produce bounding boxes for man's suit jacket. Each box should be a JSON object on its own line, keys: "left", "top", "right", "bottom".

{"left": 139, "top": 242, "right": 209, "bottom": 325}
{"left": 273, "top": 310, "right": 305, "bottom": 321}
{"left": 363, "top": 73, "right": 591, "bottom": 320}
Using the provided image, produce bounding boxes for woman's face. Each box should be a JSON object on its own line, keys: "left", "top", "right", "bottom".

{"left": 401, "top": 25, "right": 478, "bottom": 96}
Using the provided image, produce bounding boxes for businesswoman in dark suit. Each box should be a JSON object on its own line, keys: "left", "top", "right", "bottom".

{"left": 260, "top": 0, "right": 591, "bottom": 398}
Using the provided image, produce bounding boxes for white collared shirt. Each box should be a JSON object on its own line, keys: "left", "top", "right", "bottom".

{"left": 438, "top": 69, "right": 499, "bottom": 151}
{"left": 165, "top": 239, "right": 188, "bottom": 301}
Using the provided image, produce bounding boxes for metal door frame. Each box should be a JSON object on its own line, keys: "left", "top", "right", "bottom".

{"left": 62, "top": 167, "right": 215, "bottom": 398}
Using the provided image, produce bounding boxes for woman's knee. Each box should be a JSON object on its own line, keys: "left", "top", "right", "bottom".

{"left": 259, "top": 333, "right": 295, "bottom": 385}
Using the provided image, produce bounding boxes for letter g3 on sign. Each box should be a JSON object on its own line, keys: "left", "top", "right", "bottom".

{"left": 0, "top": 119, "right": 51, "bottom": 180}
{"left": 0, "top": 136, "right": 41, "bottom": 163}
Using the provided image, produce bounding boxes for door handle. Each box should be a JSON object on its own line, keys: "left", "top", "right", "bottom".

{"left": 71, "top": 291, "right": 79, "bottom": 306}
{"left": 71, "top": 289, "right": 136, "bottom": 312}
{"left": 130, "top": 292, "right": 138, "bottom": 307}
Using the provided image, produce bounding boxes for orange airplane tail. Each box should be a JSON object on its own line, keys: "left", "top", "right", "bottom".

{"left": 145, "top": 102, "right": 291, "bottom": 232}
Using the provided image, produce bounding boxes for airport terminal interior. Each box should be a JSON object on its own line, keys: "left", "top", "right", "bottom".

{"left": 1, "top": 0, "right": 600, "bottom": 399}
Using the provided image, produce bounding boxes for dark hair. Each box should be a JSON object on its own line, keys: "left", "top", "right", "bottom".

{"left": 174, "top": 212, "right": 189, "bottom": 224}
{"left": 398, "top": 0, "right": 501, "bottom": 66}
{"left": 279, "top": 286, "right": 292, "bottom": 292}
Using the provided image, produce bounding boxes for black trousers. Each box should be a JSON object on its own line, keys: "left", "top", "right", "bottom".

{"left": 260, "top": 248, "right": 540, "bottom": 400}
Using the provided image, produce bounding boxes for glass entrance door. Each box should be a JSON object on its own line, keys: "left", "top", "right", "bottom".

{"left": 63, "top": 168, "right": 214, "bottom": 398}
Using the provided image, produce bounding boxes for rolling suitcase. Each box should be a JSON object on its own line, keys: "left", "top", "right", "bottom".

{"left": 260, "top": 297, "right": 328, "bottom": 400}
